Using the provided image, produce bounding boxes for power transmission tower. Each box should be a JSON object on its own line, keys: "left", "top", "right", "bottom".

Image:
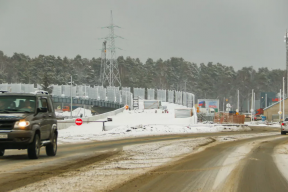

{"left": 100, "top": 11, "right": 123, "bottom": 87}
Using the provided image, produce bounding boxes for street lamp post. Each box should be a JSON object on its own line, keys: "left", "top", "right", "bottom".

{"left": 280, "top": 89, "right": 282, "bottom": 121}
{"left": 247, "top": 93, "right": 249, "bottom": 113}
{"left": 70, "top": 76, "right": 72, "bottom": 118}
{"left": 223, "top": 97, "right": 225, "bottom": 112}
{"left": 68, "top": 76, "right": 74, "bottom": 118}
{"left": 265, "top": 93, "right": 267, "bottom": 108}
{"left": 254, "top": 92, "right": 255, "bottom": 114}
{"left": 283, "top": 77, "right": 285, "bottom": 120}
{"left": 251, "top": 89, "right": 254, "bottom": 122}
{"left": 284, "top": 31, "right": 288, "bottom": 97}
{"left": 237, "top": 90, "right": 239, "bottom": 113}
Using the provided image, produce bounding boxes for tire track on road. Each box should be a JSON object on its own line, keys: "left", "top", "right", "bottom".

{"left": 112, "top": 135, "right": 285, "bottom": 192}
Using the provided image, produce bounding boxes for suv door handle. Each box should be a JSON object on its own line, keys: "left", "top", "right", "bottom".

{"left": 48, "top": 115, "right": 52, "bottom": 117}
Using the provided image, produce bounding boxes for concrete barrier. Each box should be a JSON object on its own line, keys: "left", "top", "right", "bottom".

{"left": 57, "top": 107, "right": 125, "bottom": 130}
{"left": 174, "top": 109, "right": 193, "bottom": 118}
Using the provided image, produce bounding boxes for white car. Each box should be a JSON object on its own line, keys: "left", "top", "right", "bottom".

{"left": 281, "top": 118, "right": 288, "bottom": 135}
{"left": 31, "top": 90, "right": 49, "bottom": 95}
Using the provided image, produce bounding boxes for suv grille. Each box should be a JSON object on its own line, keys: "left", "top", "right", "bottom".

{"left": 0, "top": 121, "right": 16, "bottom": 130}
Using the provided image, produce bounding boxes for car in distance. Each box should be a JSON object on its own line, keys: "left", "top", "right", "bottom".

{"left": 254, "top": 115, "right": 262, "bottom": 121}
{"left": 281, "top": 118, "right": 288, "bottom": 135}
{"left": 0, "top": 92, "right": 58, "bottom": 159}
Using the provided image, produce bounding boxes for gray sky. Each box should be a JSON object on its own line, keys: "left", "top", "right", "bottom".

{"left": 0, "top": 0, "right": 287, "bottom": 70}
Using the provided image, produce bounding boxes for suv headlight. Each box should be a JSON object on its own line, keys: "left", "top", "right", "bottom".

{"left": 14, "top": 120, "right": 30, "bottom": 129}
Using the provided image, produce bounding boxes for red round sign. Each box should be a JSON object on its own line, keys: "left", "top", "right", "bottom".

{"left": 75, "top": 118, "right": 83, "bottom": 126}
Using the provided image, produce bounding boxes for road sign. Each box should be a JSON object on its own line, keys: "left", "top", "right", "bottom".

{"left": 75, "top": 118, "right": 83, "bottom": 126}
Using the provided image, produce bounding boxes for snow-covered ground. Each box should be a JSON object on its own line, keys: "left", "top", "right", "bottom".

{"left": 58, "top": 102, "right": 253, "bottom": 144}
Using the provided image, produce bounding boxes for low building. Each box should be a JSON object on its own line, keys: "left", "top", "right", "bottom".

{"left": 263, "top": 98, "right": 288, "bottom": 122}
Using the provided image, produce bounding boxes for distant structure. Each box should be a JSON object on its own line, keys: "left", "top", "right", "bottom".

{"left": 100, "top": 11, "right": 122, "bottom": 87}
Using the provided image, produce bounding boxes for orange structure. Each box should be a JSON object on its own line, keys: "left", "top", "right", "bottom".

{"left": 214, "top": 112, "right": 245, "bottom": 124}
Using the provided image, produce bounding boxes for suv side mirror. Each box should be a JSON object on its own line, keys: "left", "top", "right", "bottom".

{"left": 37, "top": 107, "right": 48, "bottom": 113}
{"left": 107, "top": 118, "right": 112, "bottom": 122}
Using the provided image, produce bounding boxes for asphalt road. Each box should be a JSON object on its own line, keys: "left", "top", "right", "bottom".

{"left": 0, "top": 126, "right": 282, "bottom": 192}
{"left": 112, "top": 130, "right": 288, "bottom": 192}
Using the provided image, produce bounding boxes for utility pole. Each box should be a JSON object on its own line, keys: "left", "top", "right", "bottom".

{"left": 100, "top": 41, "right": 107, "bottom": 85}
{"left": 247, "top": 94, "right": 249, "bottom": 113}
{"left": 184, "top": 80, "right": 187, "bottom": 106}
{"left": 223, "top": 97, "right": 225, "bottom": 112}
{"left": 285, "top": 30, "right": 288, "bottom": 96}
{"left": 283, "top": 77, "right": 285, "bottom": 120}
{"left": 100, "top": 11, "right": 122, "bottom": 87}
{"left": 237, "top": 90, "right": 239, "bottom": 113}
{"left": 70, "top": 76, "right": 73, "bottom": 118}
{"left": 251, "top": 89, "right": 254, "bottom": 122}
{"left": 253, "top": 92, "right": 255, "bottom": 121}
{"left": 280, "top": 89, "right": 282, "bottom": 121}
{"left": 265, "top": 93, "right": 267, "bottom": 108}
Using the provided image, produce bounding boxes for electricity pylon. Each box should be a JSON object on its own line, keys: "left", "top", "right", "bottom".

{"left": 100, "top": 11, "right": 122, "bottom": 87}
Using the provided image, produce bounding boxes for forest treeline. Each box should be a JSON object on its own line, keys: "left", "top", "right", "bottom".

{"left": 0, "top": 50, "right": 285, "bottom": 105}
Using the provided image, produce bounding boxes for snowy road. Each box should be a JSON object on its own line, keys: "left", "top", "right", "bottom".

{"left": 113, "top": 135, "right": 288, "bottom": 192}
{"left": 0, "top": 128, "right": 282, "bottom": 192}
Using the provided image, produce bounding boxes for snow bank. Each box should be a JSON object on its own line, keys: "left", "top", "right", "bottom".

{"left": 57, "top": 102, "right": 250, "bottom": 144}
{"left": 246, "top": 121, "right": 281, "bottom": 128}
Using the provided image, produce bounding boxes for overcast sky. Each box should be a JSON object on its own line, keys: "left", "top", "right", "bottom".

{"left": 0, "top": 0, "right": 287, "bottom": 70}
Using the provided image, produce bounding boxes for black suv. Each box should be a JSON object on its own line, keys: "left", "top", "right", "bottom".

{"left": 0, "top": 92, "right": 58, "bottom": 159}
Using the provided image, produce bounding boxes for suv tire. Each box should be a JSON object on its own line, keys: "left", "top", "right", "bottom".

{"left": 46, "top": 133, "right": 57, "bottom": 156}
{"left": 281, "top": 131, "right": 286, "bottom": 135}
{"left": 28, "top": 134, "right": 40, "bottom": 159}
{"left": 0, "top": 149, "right": 4, "bottom": 156}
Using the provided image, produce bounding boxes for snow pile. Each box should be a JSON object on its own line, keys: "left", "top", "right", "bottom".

{"left": 163, "top": 102, "right": 188, "bottom": 110}
{"left": 56, "top": 107, "right": 92, "bottom": 117}
{"left": 103, "top": 124, "right": 250, "bottom": 135}
{"left": 58, "top": 123, "right": 251, "bottom": 144}
{"left": 246, "top": 121, "right": 281, "bottom": 127}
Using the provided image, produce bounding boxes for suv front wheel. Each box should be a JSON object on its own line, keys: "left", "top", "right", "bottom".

{"left": 28, "top": 134, "right": 40, "bottom": 159}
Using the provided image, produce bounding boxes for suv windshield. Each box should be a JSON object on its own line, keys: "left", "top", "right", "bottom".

{"left": 0, "top": 96, "right": 36, "bottom": 113}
